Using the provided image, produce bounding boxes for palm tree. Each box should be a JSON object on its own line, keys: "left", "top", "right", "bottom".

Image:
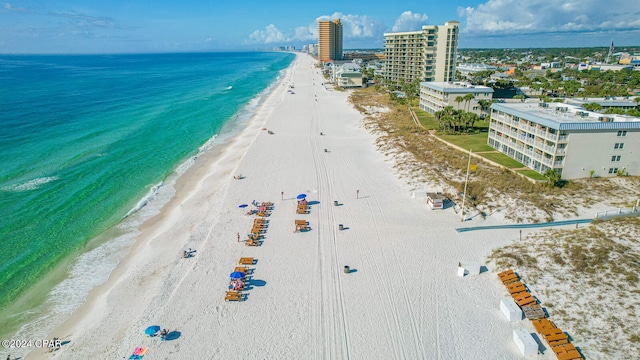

{"left": 434, "top": 110, "right": 444, "bottom": 131}
{"left": 544, "top": 169, "right": 561, "bottom": 187}
{"left": 454, "top": 96, "right": 464, "bottom": 110}
{"left": 463, "top": 93, "right": 475, "bottom": 112}
{"left": 583, "top": 102, "right": 602, "bottom": 112}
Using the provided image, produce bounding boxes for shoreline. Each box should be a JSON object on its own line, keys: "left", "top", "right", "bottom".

{"left": 26, "top": 52, "right": 554, "bottom": 359}
{"left": 22, "top": 53, "right": 298, "bottom": 360}
{"left": 2, "top": 55, "right": 295, "bottom": 359}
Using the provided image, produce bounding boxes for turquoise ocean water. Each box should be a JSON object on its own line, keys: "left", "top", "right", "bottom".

{"left": 0, "top": 52, "right": 294, "bottom": 337}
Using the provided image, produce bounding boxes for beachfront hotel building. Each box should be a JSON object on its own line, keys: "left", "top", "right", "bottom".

{"left": 419, "top": 81, "right": 493, "bottom": 115}
{"left": 488, "top": 102, "right": 640, "bottom": 179}
{"left": 318, "top": 19, "right": 343, "bottom": 63}
{"left": 383, "top": 21, "right": 459, "bottom": 86}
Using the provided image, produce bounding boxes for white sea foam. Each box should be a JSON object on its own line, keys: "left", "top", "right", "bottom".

{"left": 11, "top": 232, "right": 136, "bottom": 358}
{"left": 1, "top": 176, "right": 59, "bottom": 192}
{"left": 124, "top": 181, "right": 164, "bottom": 218}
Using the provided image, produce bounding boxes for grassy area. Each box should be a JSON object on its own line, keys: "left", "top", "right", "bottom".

{"left": 412, "top": 107, "right": 438, "bottom": 130}
{"left": 481, "top": 152, "right": 526, "bottom": 168}
{"left": 517, "top": 169, "right": 548, "bottom": 181}
{"left": 439, "top": 133, "right": 494, "bottom": 152}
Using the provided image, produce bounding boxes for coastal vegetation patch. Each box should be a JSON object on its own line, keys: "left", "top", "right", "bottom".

{"left": 488, "top": 217, "right": 640, "bottom": 359}
{"left": 349, "top": 86, "right": 640, "bottom": 223}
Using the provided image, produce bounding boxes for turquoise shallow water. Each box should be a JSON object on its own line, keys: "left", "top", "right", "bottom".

{"left": 0, "top": 52, "right": 294, "bottom": 331}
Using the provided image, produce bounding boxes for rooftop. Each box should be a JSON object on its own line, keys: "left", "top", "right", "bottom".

{"left": 491, "top": 102, "right": 640, "bottom": 131}
{"left": 564, "top": 98, "right": 639, "bottom": 108}
{"left": 421, "top": 81, "right": 494, "bottom": 93}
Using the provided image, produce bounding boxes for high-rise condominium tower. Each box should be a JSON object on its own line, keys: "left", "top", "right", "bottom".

{"left": 383, "top": 21, "right": 459, "bottom": 85}
{"left": 318, "top": 19, "right": 343, "bottom": 63}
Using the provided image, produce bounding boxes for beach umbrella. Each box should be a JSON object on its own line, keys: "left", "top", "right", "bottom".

{"left": 145, "top": 325, "right": 160, "bottom": 336}
{"left": 230, "top": 271, "right": 246, "bottom": 279}
{"left": 238, "top": 204, "right": 248, "bottom": 208}
{"left": 296, "top": 194, "right": 307, "bottom": 199}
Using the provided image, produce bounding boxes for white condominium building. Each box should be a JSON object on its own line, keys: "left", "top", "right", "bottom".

{"left": 383, "top": 21, "right": 459, "bottom": 86}
{"left": 488, "top": 102, "right": 640, "bottom": 179}
{"left": 419, "top": 81, "right": 493, "bottom": 115}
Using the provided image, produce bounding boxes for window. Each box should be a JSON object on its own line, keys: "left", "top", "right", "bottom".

{"left": 617, "top": 130, "right": 627, "bottom": 137}
{"left": 611, "top": 155, "right": 621, "bottom": 162}
{"left": 609, "top": 168, "right": 619, "bottom": 174}
{"left": 614, "top": 143, "right": 624, "bottom": 149}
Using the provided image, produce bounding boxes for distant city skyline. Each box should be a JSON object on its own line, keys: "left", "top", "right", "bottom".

{"left": 1, "top": 0, "right": 639, "bottom": 54}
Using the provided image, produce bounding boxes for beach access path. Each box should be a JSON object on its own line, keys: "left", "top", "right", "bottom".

{"left": 30, "top": 53, "right": 555, "bottom": 359}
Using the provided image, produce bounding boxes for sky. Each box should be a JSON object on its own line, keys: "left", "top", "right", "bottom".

{"left": 1, "top": 0, "right": 639, "bottom": 54}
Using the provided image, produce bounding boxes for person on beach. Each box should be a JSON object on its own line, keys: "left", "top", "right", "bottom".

{"left": 183, "top": 251, "right": 189, "bottom": 258}
{"left": 160, "top": 328, "right": 168, "bottom": 340}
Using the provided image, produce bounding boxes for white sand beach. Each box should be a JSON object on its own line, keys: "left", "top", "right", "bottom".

{"left": 26, "top": 53, "right": 558, "bottom": 359}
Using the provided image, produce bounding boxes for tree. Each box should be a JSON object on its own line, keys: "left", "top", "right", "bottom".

{"left": 402, "top": 78, "right": 421, "bottom": 106}
{"left": 454, "top": 95, "right": 464, "bottom": 110}
{"left": 583, "top": 102, "right": 602, "bottom": 112}
{"left": 604, "top": 108, "right": 624, "bottom": 115}
{"left": 477, "top": 99, "right": 493, "bottom": 113}
{"left": 463, "top": 93, "right": 475, "bottom": 112}
{"left": 545, "top": 169, "right": 561, "bottom": 187}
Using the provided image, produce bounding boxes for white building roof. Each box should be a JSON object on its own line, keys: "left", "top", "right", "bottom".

{"left": 421, "top": 81, "right": 494, "bottom": 94}
{"left": 491, "top": 102, "right": 640, "bottom": 131}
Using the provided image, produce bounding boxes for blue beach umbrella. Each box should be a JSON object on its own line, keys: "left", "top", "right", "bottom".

{"left": 230, "top": 271, "right": 246, "bottom": 279}
{"left": 296, "top": 194, "right": 306, "bottom": 200}
{"left": 238, "top": 204, "right": 248, "bottom": 208}
{"left": 145, "top": 325, "right": 160, "bottom": 336}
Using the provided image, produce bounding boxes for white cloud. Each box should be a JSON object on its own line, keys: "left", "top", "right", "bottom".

{"left": 3, "top": 2, "right": 29, "bottom": 12}
{"left": 391, "top": 11, "right": 428, "bottom": 32}
{"left": 246, "top": 12, "right": 387, "bottom": 45}
{"left": 323, "top": 12, "right": 386, "bottom": 39}
{"left": 248, "top": 24, "right": 287, "bottom": 44}
{"left": 458, "top": 0, "right": 640, "bottom": 35}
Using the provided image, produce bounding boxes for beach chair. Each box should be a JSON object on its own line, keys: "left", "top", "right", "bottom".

{"left": 532, "top": 318, "right": 556, "bottom": 334}
{"left": 553, "top": 344, "right": 583, "bottom": 360}
{"left": 250, "top": 227, "right": 266, "bottom": 233}
{"left": 512, "top": 292, "right": 536, "bottom": 307}
{"left": 500, "top": 271, "right": 519, "bottom": 284}
{"left": 507, "top": 282, "right": 527, "bottom": 294}
{"left": 234, "top": 266, "right": 250, "bottom": 273}
{"left": 542, "top": 328, "right": 569, "bottom": 347}
{"left": 522, "top": 304, "right": 546, "bottom": 319}
{"left": 239, "top": 257, "right": 255, "bottom": 265}
{"left": 256, "top": 211, "right": 269, "bottom": 217}
{"left": 294, "top": 220, "right": 308, "bottom": 232}
{"left": 225, "top": 291, "right": 243, "bottom": 302}
{"left": 247, "top": 233, "right": 261, "bottom": 241}
{"left": 245, "top": 239, "right": 260, "bottom": 247}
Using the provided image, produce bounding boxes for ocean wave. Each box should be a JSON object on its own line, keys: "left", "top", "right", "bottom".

{"left": 1, "top": 176, "right": 59, "bottom": 192}
{"left": 12, "top": 233, "right": 136, "bottom": 358}
{"left": 124, "top": 181, "right": 164, "bottom": 218}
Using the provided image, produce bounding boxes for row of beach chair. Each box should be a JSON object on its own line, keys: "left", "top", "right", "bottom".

{"left": 225, "top": 257, "right": 257, "bottom": 302}
{"left": 498, "top": 269, "right": 582, "bottom": 360}
{"left": 246, "top": 218, "right": 267, "bottom": 246}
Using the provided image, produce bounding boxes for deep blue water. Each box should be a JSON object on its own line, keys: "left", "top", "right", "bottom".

{"left": 0, "top": 52, "right": 294, "bottom": 328}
